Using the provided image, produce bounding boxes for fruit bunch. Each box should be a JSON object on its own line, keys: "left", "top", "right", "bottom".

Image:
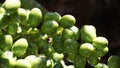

{"left": 0, "top": 0, "right": 120, "bottom": 68}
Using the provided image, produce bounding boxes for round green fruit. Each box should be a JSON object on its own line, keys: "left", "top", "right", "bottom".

{"left": 25, "top": 55, "right": 41, "bottom": 68}
{"left": 15, "top": 59, "right": 31, "bottom": 68}
{"left": 63, "top": 39, "right": 79, "bottom": 55}
{"left": 0, "top": 35, "right": 13, "bottom": 51}
{"left": 52, "top": 36, "right": 64, "bottom": 53}
{"left": 41, "top": 20, "right": 59, "bottom": 35}
{"left": 11, "top": 38, "right": 28, "bottom": 57}
{"left": 28, "top": 8, "right": 42, "bottom": 27}
{"left": 107, "top": 55, "right": 120, "bottom": 68}
{"left": 93, "top": 37, "right": 108, "bottom": 49}
{"left": 70, "top": 26, "right": 80, "bottom": 40}
{"left": 87, "top": 55, "right": 100, "bottom": 66}
{"left": 80, "top": 25, "right": 96, "bottom": 42}
{"left": 41, "top": 43, "right": 55, "bottom": 57}
{"left": 2, "top": 0, "right": 21, "bottom": 13}
{"left": 17, "top": 8, "right": 28, "bottom": 24}
{"left": 44, "top": 12, "right": 61, "bottom": 22}
{"left": 1, "top": 51, "right": 17, "bottom": 68}
{"left": 92, "top": 47, "right": 109, "bottom": 57}
{"left": 79, "top": 43, "right": 94, "bottom": 57}
{"left": 59, "top": 14, "right": 76, "bottom": 28}
{"left": 62, "top": 28, "right": 75, "bottom": 40}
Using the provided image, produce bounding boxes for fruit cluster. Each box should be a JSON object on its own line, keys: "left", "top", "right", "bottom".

{"left": 0, "top": 0, "right": 120, "bottom": 68}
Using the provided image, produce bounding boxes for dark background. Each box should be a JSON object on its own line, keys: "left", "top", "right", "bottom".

{"left": 1, "top": 0, "right": 120, "bottom": 67}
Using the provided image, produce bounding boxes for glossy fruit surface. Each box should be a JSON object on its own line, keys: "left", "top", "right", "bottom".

{"left": 28, "top": 8, "right": 42, "bottom": 27}
{"left": 11, "top": 38, "right": 28, "bottom": 57}
{"left": 44, "top": 12, "right": 61, "bottom": 22}
{"left": 79, "top": 43, "right": 94, "bottom": 57}
{"left": 80, "top": 25, "right": 96, "bottom": 42}
{"left": 64, "top": 39, "right": 79, "bottom": 55}
{"left": 93, "top": 37, "right": 108, "bottom": 49}
{"left": 107, "top": 55, "right": 120, "bottom": 68}
{"left": 92, "top": 47, "right": 109, "bottom": 57}
{"left": 59, "top": 15, "right": 76, "bottom": 28}
{"left": 2, "top": 0, "right": 21, "bottom": 13}
{"left": 41, "top": 20, "right": 59, "bottom": 35}
{"left": 25, "top": 55, "right": 41, "bottom": 68}
{"left": 0, "top": 35, "right": 13, "bottom": 51}
{"left": 15, "top": 59, "right": 31, "bottom": 68}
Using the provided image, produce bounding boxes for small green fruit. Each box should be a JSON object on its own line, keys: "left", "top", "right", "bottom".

{"left": 80, "top": 25, "right": 96, "bottom": 42}
{"left": 60, "top": 15, "right": 76, "bottom": 28}
{"left": 41, "top": 20, "right": 59, "bottom": 35}
{"left": 15, "top": 59, "right": 31, "bottom": 68}
{"left": 2, "top": 0, "right": 21, "bottom": 13}
{"left": 93, "top": 37, "right": 108, "bottom": 49}
{"left": 44, "top": 12, "right": 61, "bottom": 22}
{"left": 28, "top": 8, "right": 42, "bottom": 27}
{"left": 79, "top": 43, "right": 94, "bottom": 57}
{"left": 107, "top": 55, "right": 120, "bottom": 68}
{"left": 11, "top": 38, "right": 28, "bottom": 57}
{"left": 0, "top": 35, "right": 13, "bottom": 51}
{"left": 25, "top": 55, "right": 42, "bottom": 68}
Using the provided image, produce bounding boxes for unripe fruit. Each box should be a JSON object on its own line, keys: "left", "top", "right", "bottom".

{"left": 93, "top": 37, "right": 108, "bottom": 49}
{"left": 11, "top": 38, "right": 28, "bottom": 57}
{"left": 17, "top": 8, "right": 28, "bottom": 25}
{"left": 70, "top": 26, "right": 80, "bottom": 40}
{"left": 79, "top": 43, "right": 94, "bottom": 57}
{"left": 0, "top": 35, "right": 13, "bottom": 51}
{"left": 41, "top": 20, "right": 59, "bottom": 35}
{"left": 44, "top": 12, "right": 61, "bottom": 22}
{"left": 107, "top": 55, "right": 120, "bottom": 68}
{"left": 87, "top": 55, "right": 100, "bottom": 66}
{"left": 64, "top": 39, "right": 79, "bottom": 55}
{"left": 1, "top": 51, "right": 16, "bottom": 68}
{"left": 60, "top": 15, "right": 76, "bottom": 28}
{"left": 80, "top": 25, "right": 96, "bottom": 42}
{"left": 25, "top": 55, "right": 41, "bottom": 68}
{"left": 74, "top": 55, "right": 86, "bottom": 68}
{"left": 62, "top": 28, "right": 75, "bottom": 40}
{"left": 28, "top": 8, "right": 42, "bottom": 27}
{"left": 92, "top": 47, "right": 109, "bottom": 57}
{"left": 2, "top": 0, "right": 21, "bottom": 13}
{"left": 15, "top": 59, "right": 31, "bottom": 68}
